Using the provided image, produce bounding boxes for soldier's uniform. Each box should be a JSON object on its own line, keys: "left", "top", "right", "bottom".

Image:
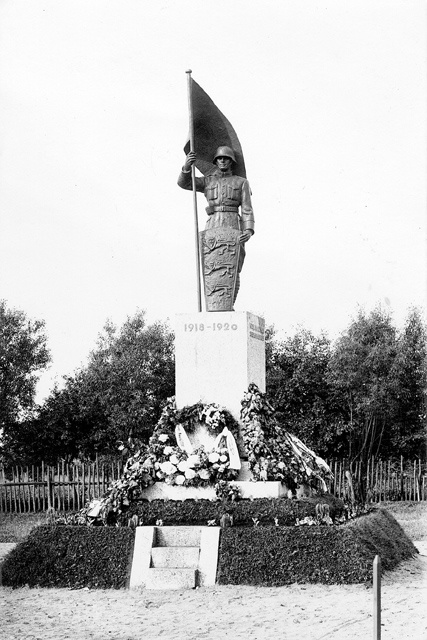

{"left": 178, "top": 161, "right": 254, "bottom": 301}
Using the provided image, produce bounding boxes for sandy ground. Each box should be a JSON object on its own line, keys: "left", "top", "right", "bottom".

{"left": 1, "top": 544, "right": 426, "bottom": 640}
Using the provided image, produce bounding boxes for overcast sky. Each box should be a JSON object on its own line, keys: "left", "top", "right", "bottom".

{"left": 0, "top": 0, "right": 426, "bottom": 401}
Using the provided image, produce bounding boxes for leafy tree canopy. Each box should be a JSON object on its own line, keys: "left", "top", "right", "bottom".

{"left": 3, "top": 310, "right": 175, "bottom": 465}
{"left": 0, "top": 300, "right": 50, "bottom": 432}
{"left": 0, "top": 300, "right": 51, "bottom": 463}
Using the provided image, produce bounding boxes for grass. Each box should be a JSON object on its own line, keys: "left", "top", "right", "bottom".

{"left": 0, "top": 513, "right": 48, "bottom": 543}
{"left": 381, "top": 501, "right": 427, "bottom": 541}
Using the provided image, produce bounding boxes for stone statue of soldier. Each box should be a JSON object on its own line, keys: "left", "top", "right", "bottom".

{"left": 178, "top": 146, "right": 254, "bottom": 303}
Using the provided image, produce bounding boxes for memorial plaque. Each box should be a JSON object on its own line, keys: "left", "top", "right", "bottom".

{"left": 200, "top": 227, "right": 241, "bottom": 311}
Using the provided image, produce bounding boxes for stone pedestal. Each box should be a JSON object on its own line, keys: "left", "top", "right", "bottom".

{"left": 175, "top": 311, "right": 265, "bottom": 420}
{"left": 142, "top": 480, "right": 289, "bottom": 501}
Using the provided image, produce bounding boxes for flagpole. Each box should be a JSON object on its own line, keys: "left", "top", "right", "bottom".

{"left": 186, "top": 69, "right": 202, "bottom": 313}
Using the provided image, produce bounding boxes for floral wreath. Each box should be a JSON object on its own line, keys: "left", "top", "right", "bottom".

{"left": 106, "top": 399, "right": 242, "bottom": 512}
{"left": 105, "top": 385, "right": 332, "bottom": 513}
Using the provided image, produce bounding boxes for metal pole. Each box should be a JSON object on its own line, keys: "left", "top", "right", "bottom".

{"left": 186, "top": 69, "right": 202, "bottom": 312}
{"left": 373, "top": 555, "right": 381, "bottom": 639}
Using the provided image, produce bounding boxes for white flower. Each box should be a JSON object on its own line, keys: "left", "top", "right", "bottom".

{"left": 219, "top": 455, "right": 228, "bottom": 462}
{"left": 163, "top": 446, "right": 173, "bottom": 456}
{"left": 158, "top": 434, "right": 169, "bottom": 443}
{"left": 187, "top": 454, "right": 200, "bottom": 468}
{"left": 169, "top": 454, "right": 179, "bottom": 465}
{"left": 178, "top": 460, "right": 188, "bottom": 472}
{"left": 175, "top": 475, "right": 185, "bottom": 485}
{"left": 208, "top": 452, "right": 220, "bottom": 463}
{"left": 185, "top": 468, "right": 196, "bottom": 480}
{"left": 198, "top": 469, "right": 210, "bottom": 480}
{"left": 160, "top": 461, "right": 177, "bottom": 476}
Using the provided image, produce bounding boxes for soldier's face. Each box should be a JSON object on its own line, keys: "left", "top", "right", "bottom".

{"left": 216, "top": 156, "right": 232, "bottom": 171}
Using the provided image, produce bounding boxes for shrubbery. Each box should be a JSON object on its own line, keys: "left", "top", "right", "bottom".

{"left": 217, "top": 508, "right": 417, "bottom": 585}
{"left": 1, "top": 505, "right": 416, "bottom": 589}
{"left": 1, "top": 525, "right": 134, "bottom": 589}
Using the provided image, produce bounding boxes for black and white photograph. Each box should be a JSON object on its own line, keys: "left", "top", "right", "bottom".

{"left": 1, "top": 1, "right": 426, "bottom": 638}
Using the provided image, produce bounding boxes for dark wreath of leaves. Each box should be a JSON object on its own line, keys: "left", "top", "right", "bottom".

{"left": 240, "top": 384, "right": 332, "bottom": 489}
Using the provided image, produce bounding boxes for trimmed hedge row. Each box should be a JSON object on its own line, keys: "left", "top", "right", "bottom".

{"left": 121, "top": 494, "right": 345, "bottom": 526}
{"left": 1, "top": 507, "right": 416, "bottom": 588}
{"left": 217, "top": 508, "right": 418, "bottom": 585}
{"left": 1, "top": 525, "right": 134, "bottom": 589}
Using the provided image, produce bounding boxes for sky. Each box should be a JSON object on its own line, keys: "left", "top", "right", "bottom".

{"left": 0, "top": 0, "right": 426, "bottom": 401}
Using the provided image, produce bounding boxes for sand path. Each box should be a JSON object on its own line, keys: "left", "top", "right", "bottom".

{"left": 1, "top": 544, "right": 426, "bottom": 640}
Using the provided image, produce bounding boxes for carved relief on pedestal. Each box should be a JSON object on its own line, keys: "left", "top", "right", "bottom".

{"left": 200, "top": 227, "right": 241, "bottom": 311}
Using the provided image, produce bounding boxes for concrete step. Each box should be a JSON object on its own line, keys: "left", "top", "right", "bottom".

{"left": 155, "top": 526, "right": 201, "bottom": 547}
{"left": 145, "top": 567, "right": 196, "bottom": 590}
{"left": 151, "top": 546, "right": 200, "bottom": 569}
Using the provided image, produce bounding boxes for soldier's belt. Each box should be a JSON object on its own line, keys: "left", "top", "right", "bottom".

{"left": 206, "top": 205, "right": 239, "bottom": 215}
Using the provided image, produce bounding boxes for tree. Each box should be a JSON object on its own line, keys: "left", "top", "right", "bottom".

{"left": 0, "top": 300, "right": 51, "bottom": 463}
{"left": 266, "top": 326, "right": 334, "bottom": 454}
{"left": 34, "top": 310, "right": 175, "bottom": 461}
{"left": 327, "top": 307, "right": 398, "bottom": 464}
{"left": 388, "top": 308, "right": 427, "bottom": 460}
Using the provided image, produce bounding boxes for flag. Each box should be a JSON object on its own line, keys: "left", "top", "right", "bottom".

{"left": 184, "top": 78, "right": 246, "bottom": 178}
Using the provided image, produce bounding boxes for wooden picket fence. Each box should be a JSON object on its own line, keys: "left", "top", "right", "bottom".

{"left": 326, "top": 457, "right": 426, "bottom": 503}
{"left": 0, "top": 459, "right": 124, "bottom": 514}
{"left": 0, "top": 456, "right": 425, "bottom": 513}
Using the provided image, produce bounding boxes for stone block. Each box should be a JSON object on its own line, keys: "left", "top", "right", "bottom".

{"left": 175, "top": 311, "right": 265, "bottom": 419}
{"left": 155, "top": 526, "right": 202, "bottom": 548}
{"left": 145, "top": 568, "right": 196, "bottom": 590}
{"left": 230, "top": 480, "right": 288, "bottom": 499}
{"left": 198, "top": 526, "right": 221, "bottom": 587}
{"left": 129, "top": 526, "right": 155, "bottom": 589}
{"left": 142, "top": 483, "right": 216, "bottom": 501}
{"left": 150, "top": 546, "right": 200, "bottom": 569}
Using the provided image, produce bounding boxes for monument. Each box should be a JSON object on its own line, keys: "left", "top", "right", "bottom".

{"left": 172, "top": 73, "right": 275, "bottom": 496}
{"left": 129, "top": 72, "right": 330, "bottom": 504}
{"left": 127, "top": 72, "right": 332, "bottom": 588}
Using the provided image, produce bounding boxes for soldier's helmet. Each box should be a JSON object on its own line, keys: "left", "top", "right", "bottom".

{"left": 213, "top": 146, "right": 236, "bottom": 164}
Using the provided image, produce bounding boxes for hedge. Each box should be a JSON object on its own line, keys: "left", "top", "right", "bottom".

{"left": 217, "top": 508, "right": 418, "bottom": 585}
{"left": 1, "top": 506, "right": 416, "bottom": 589}
{"left": 1, "top": 525, "right": 134, "bottom": 589}
{"left": 121, "top": 494, "right": 345, "bottom": 527}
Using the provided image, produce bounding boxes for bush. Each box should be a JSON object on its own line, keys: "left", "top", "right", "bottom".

{"left": 1, "top": 525, "right": 134, "bottom": 589}
{"left": 217, "top": 508, "right": 418, "bottom": 586}
{"left": 121, "top": 494, "right": 345, "bottom": 527}
{"left": 2, "top": 506, "right": 415, "bottom": 589}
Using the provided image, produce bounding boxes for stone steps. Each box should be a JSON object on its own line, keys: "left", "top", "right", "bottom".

{"left": 129, "top": 526, "right": 220, "bottom": 590}
{"left": 145, "top": 527, "right": 201, "bottom": 589}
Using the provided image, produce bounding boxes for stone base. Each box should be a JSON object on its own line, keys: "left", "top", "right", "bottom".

{"left": 142, "top": 483, "right": 217, "bottom": 501}
{"left": 232, "top": 481, "right": 288, "bottom": 499}
{"left": 141, "top": 461, "right": 313, "bottom": 501}
{"left": 141, "top": 480, "right": 288, "bottom": 501}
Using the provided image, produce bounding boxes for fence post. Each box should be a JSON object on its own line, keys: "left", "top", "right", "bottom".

{"left": 373, "top": 555, "right": 381, "bottom": 639}
{"left": 47, "top": 466, "right": 54, "bottom": 510}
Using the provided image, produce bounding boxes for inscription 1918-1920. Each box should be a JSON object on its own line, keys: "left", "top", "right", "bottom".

{"left": 184, "top": 322, "right": 238, "bottom": 332}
